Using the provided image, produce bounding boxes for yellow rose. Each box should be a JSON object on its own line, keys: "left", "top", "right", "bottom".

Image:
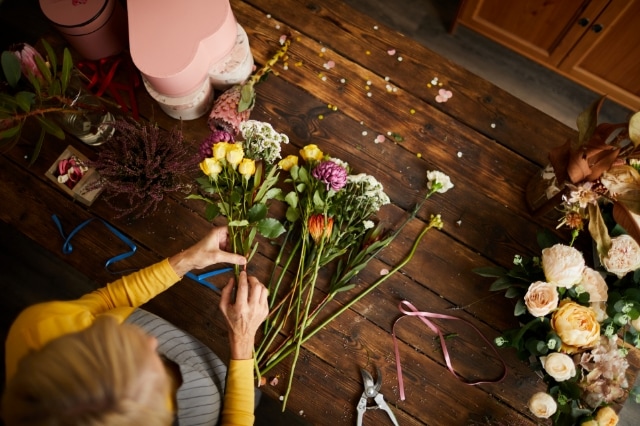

{"left": 279, "top": 154, "right": 299, "bottom": 171}
{"left": 300, "top": 144, "right": 323, "bottom": 162}
{"left": 528, "top": 392, "right": 557, "bottom": 419}
{"left": 212, "top": 142, "right": 229, "bottom": 160}
{"left": 580, "top": 421, "right": 598, "bottom": 426}
{"left": 551, "top": 301, "right": 600, "bottom": 353}
{"left": 225, "top": 143, "right": 244, "bottom": 168}
{"left": 199, "top": 158, "right": 222, "bottom": 178}
{"left": 595, "top": 406, "right": 618, "bottom": 426}
{"left": 238, "top": 158, "right": 256, "bottom": 177}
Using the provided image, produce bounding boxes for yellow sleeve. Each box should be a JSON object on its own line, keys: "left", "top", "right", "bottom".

{"left": 220, "top": 359, "right": 255, "bottom": 426}
{"left": 4, "top": 259, "right": 181, "bottom": 383}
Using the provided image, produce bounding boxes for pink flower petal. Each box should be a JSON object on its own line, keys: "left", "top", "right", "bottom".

{"left": 323, "top": 60, "right": 335, "bottom": 69}
{"left": 387, "top": 49, "right": 396, "bottom": 55}
{"left": 435, "top": 95, "right": 446, "bottom": 103}
{"left": 375, "top": 134, "right": 385, "bottom": 143}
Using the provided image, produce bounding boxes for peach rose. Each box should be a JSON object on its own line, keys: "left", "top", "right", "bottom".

{"left": 601, "top": 234, "right": 640, "bottom": 278}
{"left": 551, "top": 301, "right": 600, "bottom": 353}
{"left": 528, "top": 392, "right": 557, "bottom": 419}
{"left": 595, "top": 406, "right": 618, "bottom": 426}
{"left": 524, "top": 281, "right": 559, "bottom": 317}
{"left": 540, "top": 352, "right": 576, "bottom": 381}
{"left": 578, "top": 267, "right": 608, "bottom": 303}
{"left": 542, "top": 244, "right": 585, "bottom": 288}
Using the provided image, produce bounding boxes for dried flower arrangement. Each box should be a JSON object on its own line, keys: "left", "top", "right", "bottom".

{"left": 87, "top": 118, "right": 198, "bottom": 219}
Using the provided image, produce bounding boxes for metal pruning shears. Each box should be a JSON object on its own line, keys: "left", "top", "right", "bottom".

{"left": 356, "top": 366, "right": 399, "bottom": 426}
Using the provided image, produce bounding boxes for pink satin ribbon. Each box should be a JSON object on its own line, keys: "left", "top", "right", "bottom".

{"left": 392, "top": 300, "right": 507, "bottom": 401}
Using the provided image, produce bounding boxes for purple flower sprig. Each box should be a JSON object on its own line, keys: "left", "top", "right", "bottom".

{"left": 312, "top": 160, "right": 347, "bottom": 191}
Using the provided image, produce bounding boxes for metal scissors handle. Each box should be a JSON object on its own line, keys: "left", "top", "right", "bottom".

{"left": 356, "top": 367, "right": 399, "bottom": 426}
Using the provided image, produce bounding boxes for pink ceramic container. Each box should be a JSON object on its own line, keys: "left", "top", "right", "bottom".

{"left": 39, "top": 0, "right": 128, "bottom": 61}
{"left": 128, "top": 0, "right": 238, "bottom": 97}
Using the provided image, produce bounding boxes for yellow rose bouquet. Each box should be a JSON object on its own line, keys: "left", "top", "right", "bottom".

{"left": 475, "top": 229, "right": 640, "bottom": 425}
{"left": 189, "top": 120, "right": 288, "bottom": 261}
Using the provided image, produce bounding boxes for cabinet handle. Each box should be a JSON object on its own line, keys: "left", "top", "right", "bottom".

{"left": 591, "top": 23, "right": 604, "bottom": 33}
{"left": 577, "top": 17, "right": 590, "bottom": 27}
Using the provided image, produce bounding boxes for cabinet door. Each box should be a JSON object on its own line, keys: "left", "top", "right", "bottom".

{"left": 559, "top": 0, "right": 640, "bottom": 111}
{"left": 456, "top": 0, "right": 608, "bottom": 66}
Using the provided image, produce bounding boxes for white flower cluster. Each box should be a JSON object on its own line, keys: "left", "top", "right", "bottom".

{"left": 240, "top": 120, "right": 290, "bottom": 164}
{"left": 346, "top": 173, "right": 391, "bottom": 212}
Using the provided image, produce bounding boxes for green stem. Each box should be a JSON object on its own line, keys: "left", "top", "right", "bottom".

{"left": 261, "top": 215, "right": 441, "bottom": 376}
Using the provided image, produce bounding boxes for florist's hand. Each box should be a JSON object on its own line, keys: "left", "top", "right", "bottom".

{"left": 168, "top": 226, "right": 246, "bottom": 277}
{"left": 220, "top": 271, "right": 269, "bottom": 359}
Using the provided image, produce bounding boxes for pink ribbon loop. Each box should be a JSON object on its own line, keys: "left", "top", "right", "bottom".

{"left": 392, "top": 300, "right": 507, "bottom": 401}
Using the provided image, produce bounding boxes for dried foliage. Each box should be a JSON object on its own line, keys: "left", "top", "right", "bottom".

{"left": 87, "top": 118, "right": 198, "bottom": 219}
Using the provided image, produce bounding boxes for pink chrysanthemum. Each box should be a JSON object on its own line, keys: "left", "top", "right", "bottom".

{"left": 312, "top": 161, "right": 347, "bottom": 191}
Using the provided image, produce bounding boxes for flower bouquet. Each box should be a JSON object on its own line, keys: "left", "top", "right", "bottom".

{"left": 189, "top": 120, "right": 288, "bottom": 262}
{"left": 527, "top": 97, "right": 640, "bottom": 248}
{"left": 475, "top": 229, "right": 640, "bottom": 425}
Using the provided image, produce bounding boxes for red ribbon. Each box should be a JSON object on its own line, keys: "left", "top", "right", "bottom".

{"left": 77, "top": 52, "right": 141, "bottom": 119}
{"left": 392, "top": 300, "right": 507, "bottom": 401}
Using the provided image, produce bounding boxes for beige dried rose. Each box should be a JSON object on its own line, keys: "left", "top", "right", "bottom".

{"left": 524, "top": 281, "right": 559, "bottom": 317}
{"left": 542, "top": 244, "right": 585, "bottom": 288}
{"left": 595, "top": 406, "right": 619, "bottom": 426}
{"left": 551, "top": 301, "right": 600, "bottom": 353}
{"left": 540, "top": 352, "right": 576, "bottom": 382}
{"left": 528, "top": 392, "right": 557, "bottom": 419}
{"left": 590, "top": 301, "right": 608, "bottom": 322}
{"left": 601, "top": 234, "right": 640, "bottom": 278}
{"left": 578, "top": 267, "right": 608, "bottom": 303}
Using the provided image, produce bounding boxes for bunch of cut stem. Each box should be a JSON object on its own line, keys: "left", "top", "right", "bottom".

{"left": 254, "top": 186, "right": 444, "bottom": 410}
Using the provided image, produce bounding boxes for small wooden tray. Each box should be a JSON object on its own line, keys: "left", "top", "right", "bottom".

{"left": 45, "top": 145, "right": 102, "bottom": 206}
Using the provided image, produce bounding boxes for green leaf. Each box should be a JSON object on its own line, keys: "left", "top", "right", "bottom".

{"left": 41, "top": 38, "right": 57, "bottom": 75}
{"left": 536, "top": 228, "right": 559, "bottom": 250}
{"left": 473, "top": 266, "right": 508, "bottom": 278}
{"left": 0, "top": 123, "right": 21, "bottom": 139}
{"left": 1, "top": 51, "right": 21, "bottom": 87}
{"left": 205, "top": 203, "right": 220, "bottom": 221}
{"left": 258, "top": 217, "right": 286, "bottom": 238}
{"left": 333, "top": 283, "right": 356, "bottom": 293}
{"left": 15, "top": 91, "right": 35, "bottom": 112}
{"left": 312, "top": 190, "right": 324, "bottom": 208}
{"left": 489, "top": 276, "right": 514, "bottom": 291}
{"left": 34, "top": 53, "right": 52, "bottom": 85}
{"left": 35, "top": 115, "right": 65, "bottom": 139}
{"left": 514, "top": 298, "right": 527, "bottom": 316}
{"left": 504, "top": 286, "right": 521, "bottom": 298}
{"left": 247, "top": 203, "right": 267, "bottom": 223}
{"left": 286, "top": 206, "right": 300, "bottom": 222}
{"left": 238, "top": 83, "right": 255, "bottom": 112}
{"left": 284, "top": 191, "right": 298, "bottom": 208}
{"left": 28, "top": 127, "right": 46, "bottom": 166}
{"left": 61, "top": 48, "right": 73, "bottom": 93}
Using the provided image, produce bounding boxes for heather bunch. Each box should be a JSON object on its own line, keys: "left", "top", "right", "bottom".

{"left": 87, "top": 118, "right": 197, "bottom": 219}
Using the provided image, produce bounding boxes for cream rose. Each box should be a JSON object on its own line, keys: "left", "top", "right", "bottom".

{"left": 540, "top": 352, "right": 576, "bottom": 381}
{"left": 578, "top": 267, "right": 608, "bottom": 303}
{"left": 590, "top": 301, "right": 608, "bottom": 323}
{"left": 601, "top": 234, "right": 640, "bottom": 278}
{"left": 528, "top": 392, "right": 557, "bottom": 419}
{"left": 595, "top": 406, "right": 619, "bottom": 426}
{"left": 524, "top": 281, "right": 559, "bottom": 317}
{"left": 551, "top": 301, "right": 600, "bottom": 353}
{"left": 542, "top": 244, "right": 585, "bottom": 288}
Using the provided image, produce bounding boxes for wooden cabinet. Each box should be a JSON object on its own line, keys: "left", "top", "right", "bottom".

{"left": 455, "top": 0, "right": 640, "bottom": 111}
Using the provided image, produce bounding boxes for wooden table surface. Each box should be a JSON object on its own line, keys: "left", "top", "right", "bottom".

{"left": 2, "top": 0, "right": 637, "bottom": 425}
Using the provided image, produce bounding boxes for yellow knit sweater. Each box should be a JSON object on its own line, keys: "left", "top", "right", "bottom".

{"left": 4, "top": 259, "right": 254, "bottom": 426}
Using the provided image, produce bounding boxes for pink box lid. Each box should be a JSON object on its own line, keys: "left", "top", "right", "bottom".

{"left": 39, "top": 0, "right": 115, "bottom": 36}
{"left": 128, "top": 0, "right": 238, "bottom": 96}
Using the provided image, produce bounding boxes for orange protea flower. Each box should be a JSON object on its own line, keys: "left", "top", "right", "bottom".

{"left": 308, "top": 213, "right": 333, "bottom": 244}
